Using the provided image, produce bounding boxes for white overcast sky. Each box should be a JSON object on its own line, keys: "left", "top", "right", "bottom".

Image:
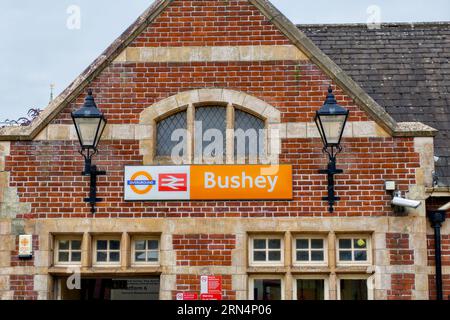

{"left": 1, "top": 0, "right": 449, "bottom": 120}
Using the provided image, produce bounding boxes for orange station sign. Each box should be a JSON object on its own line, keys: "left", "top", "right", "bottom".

{"left": 124, "top": 164, "right": 292, "bottom": 201}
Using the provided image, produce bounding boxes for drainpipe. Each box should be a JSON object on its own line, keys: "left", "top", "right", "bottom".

{"left": 427, "top": 210, "right": 446, "bottom": 300}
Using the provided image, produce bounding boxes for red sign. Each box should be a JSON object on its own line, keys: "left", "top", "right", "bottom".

{"left": 200, "top": 293, "right": 222, "bottom": 300}
{"left": 176, "top": 292, "right": 198, "bottom": 300}
{"left": 200, "top": 275, "right": 222, "bottom": 300}
{"left": 158, "top": 173, "right": 188, "bottom": 192}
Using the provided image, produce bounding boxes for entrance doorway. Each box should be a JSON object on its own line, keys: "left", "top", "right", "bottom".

{"left": 54, "top": 276, "right": 160, "bottom": 300}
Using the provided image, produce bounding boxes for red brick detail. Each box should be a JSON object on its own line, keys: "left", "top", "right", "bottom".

{"left": 10, "top": 235, "right": 39, "bottom": 267}
{"left": 9, "top": 275, "right": 37, "bottom": 300}
{"left": 387, "top": 273, "right": 415, "bottom": 300}
{"left": 386, "top": 233, "right": 414, "bottom": 265}
{"left": 427, "top": 234, "right": 450, "bottom": 266}
{"left": 172, "top": 274, "right": 235, "bottom": 300}
{"left": 428, "top": 274, "right": 450, "bottom": 300}
{"left": 53, "top": 61, "right": 369, "bottom": 125}
{"left": 173, "top": 234, "right": 235, "bottom": 266}
{"left": 6, "top": 137, "right": 418, "bottom": 218}
{"left": 131, "top": 0, "right": 291, "bottom": 47}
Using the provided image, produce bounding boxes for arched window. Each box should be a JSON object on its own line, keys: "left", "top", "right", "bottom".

{"left": 155, "top": 104, "right": 266, "bottom": 163}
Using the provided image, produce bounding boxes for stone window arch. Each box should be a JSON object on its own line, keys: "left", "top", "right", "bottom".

{"left": 139, "top": 89, "right": 280, "bottom": 165}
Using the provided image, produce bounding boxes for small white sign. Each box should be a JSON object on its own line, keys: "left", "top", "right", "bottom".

{"left": 18, "top": 235, "right": 33, "bottom": 258}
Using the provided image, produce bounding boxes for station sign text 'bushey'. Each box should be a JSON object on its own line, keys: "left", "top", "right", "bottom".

{"left": 124, "top": 165, "right": 292, "bottom": 201}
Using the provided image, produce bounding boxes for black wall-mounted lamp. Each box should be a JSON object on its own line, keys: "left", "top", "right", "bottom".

{"left": 71, "top": 89, "right": 107, "bottom": 213}
{"left": 314, "top": 86, "right": 349, "bottom": 213}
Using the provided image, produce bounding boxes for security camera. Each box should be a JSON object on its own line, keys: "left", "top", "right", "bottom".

{"left": 392, "top": 197, "right": 421, "bottom": 209}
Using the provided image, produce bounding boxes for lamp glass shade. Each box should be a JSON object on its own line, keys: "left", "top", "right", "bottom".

{"left": 315, "top": 114, "right": 347, "bottom": 146}
{"left": 73, "top": 116, "right": 106, "bottom": 149}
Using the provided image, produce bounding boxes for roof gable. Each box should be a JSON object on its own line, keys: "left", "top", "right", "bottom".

{"left": 0, "top": 0, "right": 437, "bottom": 140}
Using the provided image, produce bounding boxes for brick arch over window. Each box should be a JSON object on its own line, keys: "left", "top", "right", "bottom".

{"left": 139, "top": 89, "right": 281, "bottom": 165}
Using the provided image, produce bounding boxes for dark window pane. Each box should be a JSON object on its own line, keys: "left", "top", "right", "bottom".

{"left": 354, "top": 250, "right": 367, "bottom": 261}
{"left": 157, "top": 111, "right": 187, "bottom": 156}
{"left": 135, "top": 251, "right": 146, "bottom": 262}
{"left": 58, "top": 252, "right": 69, "bottom": 262}
{"left": 96, "top": 240, "right": 107, "bottom": 250}
{"left": 253, "top": 279, "right": 282, "bottom": 300}
{"left": 109, "top": 252, "right": 120, "bottom": 262}
{"left": 296, "top": 239, "right": 309, "bottom": 249}
{"left": 59, "top": 240, "right": 69, "bottom": 250}
{"left": 134, "top": 240, "right": 146, "bottom": 251}
{"left": 311, "top": 239, "right": 324, "bottom": 249}
{"left": 195, "top": 107, "right": 226, "bottom": 157}
{"left": 71, "top": 240, "right": 81, "bottom": 250}
{"left": 339, "top": 251, "right": 352, "bottom": 261}
{"left": 339, "top": 239, "right": 351, "bottom": 249}
{"left": 268, "top": 239, "right": 281, "bottom": 249}
{"left": 254, "top": 239, "right": 266, "bottom": 249}
{"left": 234, "top": 109, "right": 265, "bottom": 157}
{"left": 268, "top": 251, "right": 281, "bottom": 261}
{"left": 340, "top": 279, "right": 368, "bottom": 300}
{"left": 96, "top": 252, "right": 107, "bottom": 262}
{"left": 354, "top": 239, "right": 367, "bottom": 249}
{"left": 110, "top": 240, "right": 120, "bottom": 250}
{"left": 148, "top": 240, "right": 159, "bottom": 250}
{"left": 296, "top": 251, "right": 309, "bottom": 261}
{"left": 148, "top": 251, "right": 159, "bottom": 262}
{"left": 253, "top": 251, "right": 266, "bottom": 261}
{"left": 311, "top": 251, "right": 324, "bottom": 261}
{"left": 71, "top": 252, "right": 81, "bottom": 262}
{"left": 297, "top": 279, "right": 324, "bottom": 300}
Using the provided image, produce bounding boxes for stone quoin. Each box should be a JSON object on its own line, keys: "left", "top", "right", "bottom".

{"left": 0, "top": 0, "right": 448, "bottom": 301}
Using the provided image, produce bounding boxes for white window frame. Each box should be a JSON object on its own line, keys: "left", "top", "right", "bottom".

{"left": 249, "top": 235, "right": 284, "bottom": 267}
{"left": 248, "top": 275, "right": 285, "bottom": 300}
{"left": 53, "top": 236, "right": 83, "bottom": 266}
{"left": 292, "top": 236, "right": 328, "bottom": 266}
{"left": 336, "top": 235, "right": 372, "bottom": 266}
{"left": 92, "top": 237, "right": 121, "bottom": 266}
{"left": 293, "top": 275, "right": 330, "bottom": 300}
{"left": 131, "top": 237, "right": 160, "bottom": 266}
{"left": 337, "top": 274, "right": 374, "bottom": 300}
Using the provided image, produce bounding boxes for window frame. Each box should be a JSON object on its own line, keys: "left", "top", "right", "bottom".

{"left": 131, "top": 236, "right": 161, "bottom": 266}
{"left": 53, "top": 235, "right": 83, "bottom": 266}
{"left": 154, "top": 104, "right": 268, "bottom": 164}
{"left": 292, "top": 235, "right": 328, "bottom": 267}
{"left": 92, "top": 237, "right": 122, "bottom": 266}
{"left": 293, "top": 275, "right": 330, "bottom": 301}
{"left": 336, "top": 275, "right": 374, "bottom": 300}
{"left": 248, "top": 275, "right": 285, "bottom": 300}
{"left": 336, "top": 235, "right": 372, "bottom": 266}
{"left": 249, "top": 235, "right": 285, "bottom": 267}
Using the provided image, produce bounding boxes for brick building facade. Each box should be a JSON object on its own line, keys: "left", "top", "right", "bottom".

{"left": 0, "top": 0, "right": 448, "bottom": 300}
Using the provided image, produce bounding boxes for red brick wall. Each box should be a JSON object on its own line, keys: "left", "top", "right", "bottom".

{"left": 428, "top": 275, "right": 450, "bottom": 300}
{"left": 427, "top": 234, "right": 450, "bottom": 266}
{"left": 9, "top": 275, "right": 37, "bottom": 300}
{"left": 173, "top": 234, "right": 236, "bottom": 266}
{"left": 172, "top": 274, "right": 235, "bottom": 300}
{"left": 387, "top": 273, "right": 415, "bottom": 300}
{"left": 6, "top": 136, "right": 417, "bottom": 218}
{"left": 131, "top": 0, "right": 290, "bottom": 47}
{"left": 386, "top": 233, "right": 414, "bottom": 265}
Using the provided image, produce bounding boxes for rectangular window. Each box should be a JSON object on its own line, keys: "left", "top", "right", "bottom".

{"left": 54, "top": 237, "right": 82, "bottom": 265}
{"left": 293, "top": 237, "right": 327, "bottom": 265}
{"left": 250, "top": 278, "right": 283, "bottom": 300}
{"left": 337, "top": 236, "right": 370, "bottom": 265}
{"left": 94, "top": 238, "right": 121, "bottom": 265}
{"left": 132, "top": 237, "right": 160, "bottom": 265}
{"left": 338, "top": 278, "right": 369, "bottom": 300}
{"left": 249, "top": 236, "right": 283, "bottom": 266}
{"left": 295, "top": 278, "right": 327, "bottom": 300}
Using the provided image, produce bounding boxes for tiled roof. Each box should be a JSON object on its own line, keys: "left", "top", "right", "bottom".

{"left": 299, "top": 22, "right": 450, "bottom": 186}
